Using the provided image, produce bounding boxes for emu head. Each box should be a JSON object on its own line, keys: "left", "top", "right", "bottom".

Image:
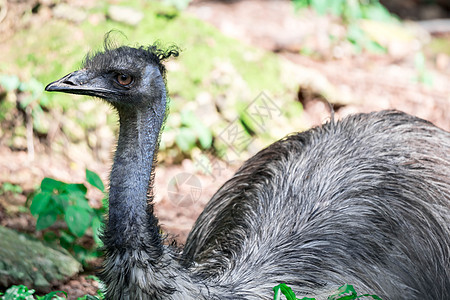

{"left": 45, "top": 44, "right": 179, "bottom": 110}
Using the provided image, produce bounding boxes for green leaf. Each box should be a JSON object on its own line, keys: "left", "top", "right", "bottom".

{"left": 3, "top": 285, "right": 36, "bottom": 299}
{"left": 311, "top": 0, "right": 328, "bottom": 15}
{"left": 30, "top": 191, "right": 52, "bottom": 215}
{"left": 346, "top": 24, "right": 367, "bottom": 49}
{"left": 293, "top": 0, "right": 310, "bottom": 11}
{"left": 0, "top": 75, "right": 21, "bottom": 91}
{"left": 193, "top": 123, "right": 212, "bottom": 149}
{"left": 91, "top": 215, "right": 103, "bottom": 246}
{"left": 60, "top": 230, "right": 76, "bottom": 244}
{"left": 39, "top": 93, "right": 50, "bottom": 107}
{"left": 19, "top": 94, "right": 36, "bottom": 109}
{"left": 273, "top": 285, "right": 281, "bottom": 300}
{"left": 36, "top": 211, "right": 57, "bottom": 230}
{"left": 176, "top": 127, "right": 197, "bottom": 152}
{"left": 345, "top": 0, "right": 363, "bottom": 21}
{"left": 37, "top": 291, "right": 67, "bottom": 300}
{"left": 86, "top": 169, "right": 105, "bottom": 192}
{"left": 180, "top": 109, "right": 197, "bottom": 126}
{"left": 2, "top": 182, "right": 23, "bottom": 194}
{"left": 64, "top": 183, "right": 87, "bottom": 196}
{"left": 72, "top": 196, "right": 94, "bottom": 212}
{"left": 52, "top": 193, "right": 70, "bottom": 213}
{"left": 24, "top": 78, "right": 45, "bottom": 96}
{"left": 364, "top": 40, "right": 386, "bottom": 54}
{"left": 327, "top": 284, "right": 356, "bottom": 300}
{"left": 65, "top": 206, "right": 92, "bottom": 237}
{"left": 180, "top": 110, "right": 213, "bottom": 149}
{"left": 363, "top": 2, "right": 393, "bottom": 22}
{"left": 41, "top": 177, "right": 66, "bottom": 193}
{"left": 273, "top": 283, "right": 300, "bottom": 300}
{"left": 73, "top": 244, "right": 88, "bottom": 261}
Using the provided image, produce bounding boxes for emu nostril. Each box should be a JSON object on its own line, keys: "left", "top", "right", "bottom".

{"left": 62, "top": 78, "right": 77, "bottom": 86}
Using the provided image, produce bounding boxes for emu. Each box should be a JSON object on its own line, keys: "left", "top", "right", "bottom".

{"left": 45, "top": 43, "right": 450, "bottom": 300}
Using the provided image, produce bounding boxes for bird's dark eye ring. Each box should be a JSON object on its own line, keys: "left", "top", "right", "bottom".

{"left": 117, "top": 74, "right": 133, "bottom": 86}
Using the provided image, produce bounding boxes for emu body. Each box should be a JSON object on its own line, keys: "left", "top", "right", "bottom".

{"left": 45, "top": 44, "right": 450, "bottom": 300}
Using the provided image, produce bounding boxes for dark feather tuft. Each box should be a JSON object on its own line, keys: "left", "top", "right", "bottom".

{"left": 82, "top": 35, "right": 179, "bottom": 84}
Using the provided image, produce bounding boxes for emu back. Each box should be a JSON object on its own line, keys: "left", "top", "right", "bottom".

{"left": 183, "top": 110, "right": 450, "bottom": 299}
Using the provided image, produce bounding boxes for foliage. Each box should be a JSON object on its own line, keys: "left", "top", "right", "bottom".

{"left": 292, "top": 0, "right": 395, "bottom": 54}
{"left": 292, "top": 0, "right": 393, "bottom": 23}
{"left": 0, "top": 285, "right": 67, "bottom": 300}
{"left": 273, "top": 283, "right": 382, "bottom": 300}
{"left": 174, "top": 110, "right": 212, "bottom": 153}
{"left": 345, "top": 24, "right": 385, "bottom": 54}
{"left": 0, "top": 74, "right": 49, "bottom": 134}
{"left": 29, "top": 169, "right": 106, "bottom": 264}
{"left": 1, "top": 276, "right": 105, "bottom": 299}
{"left": 1, "top": 182, "right": 23, "bottom": 195}
{"left": 0, "top": 282, "right": 104, "bottom": 300}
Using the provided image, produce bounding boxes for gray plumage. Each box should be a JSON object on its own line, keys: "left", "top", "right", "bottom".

{"left": 45, "top": 43, "right": 450, "bottom": 300}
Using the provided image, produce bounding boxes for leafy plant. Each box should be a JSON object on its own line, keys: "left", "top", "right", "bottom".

{"left": 293, "top": 0, "right": 394, "bottom": 54}
{"left": 273, "top": 283, "right": 382, "bottom": 300}
{"left": 175, "top": 110, "right": 213, "bottom": 153}
{"left": 0, "top": 75, "right": 49, "bottom": 134}
{"left": 346, "top": 24, "right": 385, "bottom": 54}
{"left": 29, "top": 169, "right": 106, "bottom": 263}
{"left": 0, "top": 285, "right": 67, "bottom": 300}
{"left": 0, "top": 283, "right": 104, "bottom": 300}
{"left": 1, "top": 182, "right": 23, "bottom": 195}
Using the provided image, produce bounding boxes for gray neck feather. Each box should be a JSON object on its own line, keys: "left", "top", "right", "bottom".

{"left": 107, "top": 104, "right": 164, "bottom": 249}
{"left": 101, "top": 67, "right": 212, "bottom": 299}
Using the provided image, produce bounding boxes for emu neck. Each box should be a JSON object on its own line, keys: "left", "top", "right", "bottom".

{"left": 102, "top": 94, "right": 211, "bottom": 299}
{"left": 107, "top": 103, "right": 165, "bottom": 250}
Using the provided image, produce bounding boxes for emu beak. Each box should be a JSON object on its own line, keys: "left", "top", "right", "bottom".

{"left": 45, "top": 70, "right": 108, "bottom": 98}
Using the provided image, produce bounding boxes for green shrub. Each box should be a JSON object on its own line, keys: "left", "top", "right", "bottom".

{"left": 29, "top": 169, "right": 106, "bottom": 264}
{"left": 0, "top": 285, "right": 66, "bottom": 300}
{"left": 0, "top": 283, "right": 104, "bottom": 300}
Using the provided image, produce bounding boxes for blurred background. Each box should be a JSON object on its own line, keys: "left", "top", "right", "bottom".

{"left": 0, "top": 0, "right": 449, "bottom": 298}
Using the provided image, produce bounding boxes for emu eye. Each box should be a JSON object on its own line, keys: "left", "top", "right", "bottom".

{"left": 117, "top": 74, "right": 133, "bottom": 86}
